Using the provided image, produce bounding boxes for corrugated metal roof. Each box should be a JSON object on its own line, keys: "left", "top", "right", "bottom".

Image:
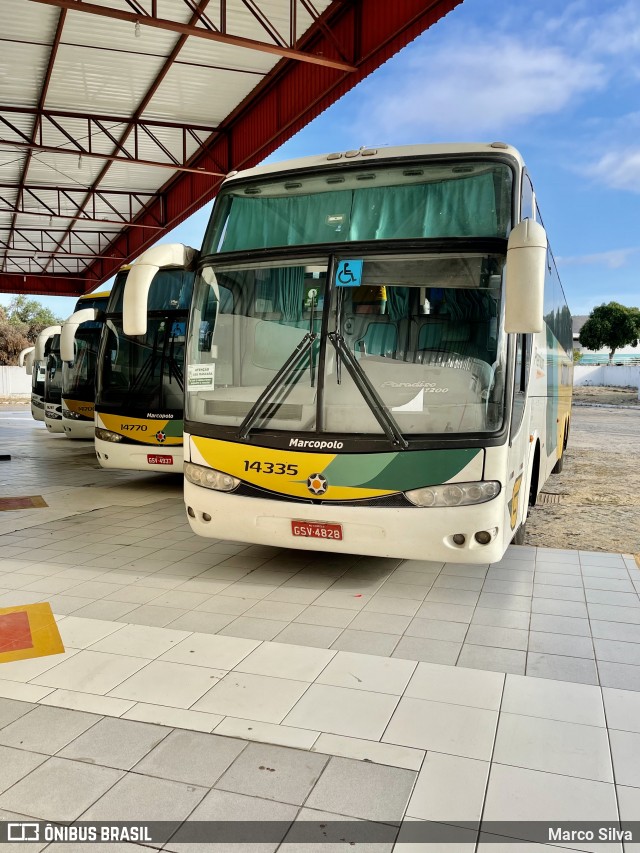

{"left": 1, "top": 0, "right": 464, "bottom": 295}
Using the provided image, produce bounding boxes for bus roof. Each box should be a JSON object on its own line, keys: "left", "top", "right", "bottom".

{"left": 224, "top": 142, "right": 525, "bottom": 185}
{"left": 78, "top": 289, "right": 111, "bottom": 300}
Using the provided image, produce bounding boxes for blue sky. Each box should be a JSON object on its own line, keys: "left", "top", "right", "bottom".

{"left": 3, "top": 0, "right": 638, "bottom": 320}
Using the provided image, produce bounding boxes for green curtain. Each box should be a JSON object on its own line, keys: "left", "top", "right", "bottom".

{"left": 217, "top": 172, "right": 501, "bottom": 252}
{"left": 273, "top": 267, "right": 305, "bottom": 323}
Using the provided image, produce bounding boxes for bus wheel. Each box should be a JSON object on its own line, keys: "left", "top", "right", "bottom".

{"left": 511, "top": 522, "right": 527, "bottom": 545}
{"left": 551, "top": 453, "right": 564, "bottom": 474}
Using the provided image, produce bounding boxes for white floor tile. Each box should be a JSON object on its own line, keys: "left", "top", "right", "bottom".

{"left": 57, "top": 616, "right": 125, "bottom": 650}
{"left": 31, "top": 649, "right": 148, "bottom": 695}
{"left": 483, "top": 762, "right": 619, "bottom": 824}
{"left": 315, "top": 651, "right": 417, "bottom": 695}
{"left": 283, "top": 683, "right": 399, "bottom": 740}
{"left": 192, "top": 671, "right": 310, "bottom": 723}
{"left": 214, "top": 717, "right": 319, "bottom": 750}
{"left": 503, "top": 674, "right": 605, "bottom": 727}
{"left": 155, "top": 630, "right": 259, "bottom": 669}
{"left": 404, "top": 661, "right": 504, "bottom": 710}
{"left": 122, "top": 702, "right": 222, "bottom": 733}
{"left": 40, "top": 689, "right": 136, "bottom": 717}
{"left": 383, "top": 696, "right": 498, "bottom": 760}
{"left": 312, "top": 733, "right": 424, "bottom": 771}
{"left": 602, "top": 687, "right": 640, "bottom": 733}
{"left": 87, "top": 623, "right": 191, "bottom": 659}
{"left": 233, "top": 642, "right": 335, "bottom": 682}
{"left": 493, "top": 713, "right": 613, "bottom": 782}
{"left": 407, "top": 752, "right": 489, "bottom": 821}
{"left": 108, "top": 659, "right": 223, "bottom": 709}
{"left": 0, "top": 648, "right": 79, "bottom": 683}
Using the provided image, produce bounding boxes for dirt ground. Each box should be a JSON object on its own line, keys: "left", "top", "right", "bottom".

{"left": 526, "top": 386, "right": 640, "bottom": 555}
{"left": 2, "top": 389, "right": 638, "bottom": 555}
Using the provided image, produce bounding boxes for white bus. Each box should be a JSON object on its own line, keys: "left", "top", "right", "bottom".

{"left": 94, "top": 261, "right": 195, "bottom": 472}
{"left": 127, "top": 143, "right": 573, "bottom": 563}
{"left": 32, "top": 325, "right": 61, "bottom": 425}
{"left": 60, "top": 291, "right": 110, "bottom": 439}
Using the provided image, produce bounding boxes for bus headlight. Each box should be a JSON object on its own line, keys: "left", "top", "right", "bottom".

{"left": 405, "top": 481, "right": 501, "bottom": 507}
{"left": 95, "top": 428, "right": 123, "bottom": 443}
{"left": 184, "top": 462, "right": 239, "bottom": 492}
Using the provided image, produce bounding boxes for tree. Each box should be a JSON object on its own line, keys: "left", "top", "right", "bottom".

{"left": 0, "top": 307, "right": 31, "bottom": 366}
{"left": 578, "top": 302, "right": 640, "bottom": 363}
{"left": 5, "top": 295, "right": 61, "bottom": 340}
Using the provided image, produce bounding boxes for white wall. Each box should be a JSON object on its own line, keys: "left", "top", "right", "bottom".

{"left": 0, "top": 366, "right": 31, "bottom": 396}
{"left": 574, "top": 364, "right": 640, "bottom": 388}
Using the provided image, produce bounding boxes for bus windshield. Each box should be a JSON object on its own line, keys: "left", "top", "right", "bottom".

{"left": 62, "top": 325, "right": 101, "bottom": 402}
{"left": 96, "top": 268, "right": 193, "bottom": 415}
{"left": 45, "top": 335, "right": 62, "bottom": 404}
{"left": 187, "top": 252, "right": 506, "bottom": 438}
{"left": 203, "top": 159, "right": 512, "bottom": 253}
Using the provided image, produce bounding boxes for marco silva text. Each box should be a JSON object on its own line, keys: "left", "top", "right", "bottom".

{"left": 549, "top": 827, "right": 633, "bottom": 842}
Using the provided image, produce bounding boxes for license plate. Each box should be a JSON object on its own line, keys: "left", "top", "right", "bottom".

{"left": 147, "top": 454, "right": 173, "bottom": 465}
{"left": 291, "top": 520, "right": 343, "bottom": 541}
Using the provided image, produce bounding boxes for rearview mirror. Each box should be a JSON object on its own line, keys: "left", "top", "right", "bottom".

{"left": 123, "top": 243, "right": 198, "bottom": 336}
{"left": 61, "top": 309, "right": 98, "bottom": 362}
{"left": 34, "top": 325, "right": 62, "bottom": 361}
{"left": 504, "top": 219, "right": 547, "bottom": 334}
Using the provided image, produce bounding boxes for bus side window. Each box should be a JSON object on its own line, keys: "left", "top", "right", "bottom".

{"left": 521, "top": 173, "right": 535, "bottom": 221}
{"left": 511, "top": 334, "right": 531, "bottom": 436}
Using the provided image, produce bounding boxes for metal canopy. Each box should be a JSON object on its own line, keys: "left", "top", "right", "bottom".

{"left": 1, "top": 0, "right": 462, "bottom": 296}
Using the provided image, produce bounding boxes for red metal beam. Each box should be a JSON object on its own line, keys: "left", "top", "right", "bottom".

{"left": 1, "top": 8, "right": 66, "bottom": 277}
{"left": 40, "top": 0, "right": 217, "bottom": 275}
{"left": 82, "top": 0, "right": 465, "bottom": 288}
{"left": 0, "top": 137, "right": 226, "bottom": 176}
{"left": 0, "top": 274, "right": 88, "bottom": 296}
{"left": 0, "top": 105, "right": 217, "bottom": 134}
{"left": 1, "top": 0, "right": 463, "bottom": 294}
{"left": 28, "top": 0, "right": 357, "bottom": 71}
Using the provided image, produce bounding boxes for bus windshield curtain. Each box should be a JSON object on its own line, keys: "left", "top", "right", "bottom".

{"left": 216, "top": 172, "right": 501, "bottom": 252}
{"left": 147, "top": 270, "right": 193, "bottom": 311}
{"left": 386, "top": 287, "right": 410, "bottom": 321}
{"left": 349, "top": 173, "right": 499, "bottom": 239}
{"left": 273, "top": 267, "right": 305, "bottom": 323}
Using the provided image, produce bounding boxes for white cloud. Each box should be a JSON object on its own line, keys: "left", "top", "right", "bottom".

{"left": 352, "top": 34, "right": 605, "bottom": 140}
{"left": 557, "top": 247, "right": 639, "bottom": 268}
{"left": 589, "top": 148, "right": 640, "bottom": 193}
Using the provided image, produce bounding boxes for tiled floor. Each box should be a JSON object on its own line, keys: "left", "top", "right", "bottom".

{"left": 1, "top": 408, "right": 640, "bottom": 849}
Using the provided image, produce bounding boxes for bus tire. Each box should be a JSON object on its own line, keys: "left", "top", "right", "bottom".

{"left": 511, "top": 522, "right": 527, "bottom": 545}
{"left": 551, "top": 453, "right": 564, "bottom": 474}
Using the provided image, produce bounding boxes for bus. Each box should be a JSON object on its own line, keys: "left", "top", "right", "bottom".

{"left": 60, "top": 291, "right": 110, "bottom": 439}
{"left": 94, "top": 261, "right": 195, "bottom": 471}
{"left": 127, "top": 143, "right": 573, "bottom": 563}
{"left": 32, "top": 325, "right": 61, "bottom": 425}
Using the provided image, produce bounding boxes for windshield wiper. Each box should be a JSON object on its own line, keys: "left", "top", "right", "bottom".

{"left": 328, "top": 331, "right": 408, "bottom": 450}
{"left": 237, "top": 332, "right": 316, "bottom": 440}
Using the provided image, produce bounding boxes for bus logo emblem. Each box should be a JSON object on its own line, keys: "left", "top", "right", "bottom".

{"left": 155, "top": 431, "right": 166, "bottom": 443}
{"left": 307, "top": 473, "right": 328, "bottom": 495}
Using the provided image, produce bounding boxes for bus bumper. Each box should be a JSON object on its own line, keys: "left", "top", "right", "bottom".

{"left": 183, "top": 481, "right": 506, "bottom": 564}
{"left": 45, "top": 407, "right": 64, "bottom": 434}
{"left": 62, "top": 417, "right": 95, "bottom": 440}
{"left": 95, "top": 438, "right": 184, "bottom": 473}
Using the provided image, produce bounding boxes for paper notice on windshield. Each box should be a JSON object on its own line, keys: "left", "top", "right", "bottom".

{"left": 188, "top": 364, "right": 215, "bottom": 390}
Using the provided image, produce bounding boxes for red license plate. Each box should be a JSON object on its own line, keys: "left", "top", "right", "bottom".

{"left": 147, "top": 454, "right": 174, "bottom": 465}
{"left": 291, "top": 520, "right": 343, "bottom": 541}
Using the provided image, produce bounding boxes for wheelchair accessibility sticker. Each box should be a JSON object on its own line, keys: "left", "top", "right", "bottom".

{"left": 336, "top": 260, "right": 363, "bottom": 287}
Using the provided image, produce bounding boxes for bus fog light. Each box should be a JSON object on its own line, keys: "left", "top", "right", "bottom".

{"left": 202, "top": 513, "right": 212, "bottom": 522}
{"left": 184, "top": 462, "right": 240, "bottom": 492}
{"left": 405, "top": 481, "right": 501, "bottom": 507}
{"left": 474, "top": 530, "right": 492, "bottom": 545}
{"left": 452, "top": 533, "right": 466, "bottom": 546}
{"left": 187, "top": 506, "right": 195, "bottom": 518}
